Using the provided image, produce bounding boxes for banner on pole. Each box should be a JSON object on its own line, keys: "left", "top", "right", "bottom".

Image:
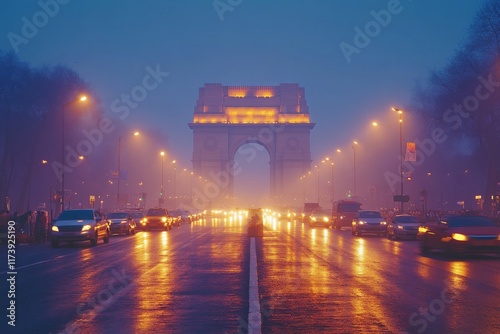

{"left": 405, "top": 142, "right": 416, "bottom": 162}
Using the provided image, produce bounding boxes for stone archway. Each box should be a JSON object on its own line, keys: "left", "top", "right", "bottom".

{"left": 188, "top": 83, "right": 315, "bottom": 208}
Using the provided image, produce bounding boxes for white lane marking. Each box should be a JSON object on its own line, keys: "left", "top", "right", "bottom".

{"left": 248, "top": 237, "right": 262, "bottom": 334}
{"left": 0, "top": 234, "right": 140, "bottom": 274}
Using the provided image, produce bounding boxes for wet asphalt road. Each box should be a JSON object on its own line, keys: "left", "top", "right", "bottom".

{"left": 1, "top": 215, "right": 500, "bottom": 334}
{"left": 257, "top": 218, "right": 500, "bottom": 334}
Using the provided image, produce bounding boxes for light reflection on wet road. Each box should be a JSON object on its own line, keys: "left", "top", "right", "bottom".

{"left": 1, "top": 214, "right": 499, "bottom": 334}
{"left": 257, "top": 217, "right": 500, "bottom": 334}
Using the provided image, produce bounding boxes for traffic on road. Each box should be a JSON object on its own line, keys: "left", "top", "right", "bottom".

{"left": 1, "top": 207, "right": 499, "bottom": 333}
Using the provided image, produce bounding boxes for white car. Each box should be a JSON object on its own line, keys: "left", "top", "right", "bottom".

{"left": 351, "top": 210, "right": 387, "bottom": 236}
{"left": 387, "top": 214, "right": 420, "bottom": 240}
{"left": 51, "top": 209, "right": 110, "bottom": 247}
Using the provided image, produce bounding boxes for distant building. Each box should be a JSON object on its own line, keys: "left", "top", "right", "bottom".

{"left": 189, "top": 83, "right": 315, "bottom": 208}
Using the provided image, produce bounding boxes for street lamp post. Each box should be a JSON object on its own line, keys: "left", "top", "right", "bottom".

{"left": 117, "top": 131, "right": 139, "bottom": 209}
{"left": 393, "top": 107, "right": 404, "bottom": 213}
{"left": 117, "top": 136, "right": 121, "bottom": 209}
{"left": 172, "top": 160, "right": 177, "bottom": 209}
{"left": 352, "top": 141, "right": 358, "bottom": 197}
{"left": 315, "top": 165, "right": 320, "bottom": 204}
{"left": 160, "top": 152, "right": 166, "bottom": 207}
{"left": 61, "top": 95, "right": 87, "bottom": 213}
{"left": 330, "top": 162, "right": 334, "bottom": 204}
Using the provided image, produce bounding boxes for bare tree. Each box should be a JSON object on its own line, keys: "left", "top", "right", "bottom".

{"left": 410, "top": 0, "right": 500, "bottom": 215}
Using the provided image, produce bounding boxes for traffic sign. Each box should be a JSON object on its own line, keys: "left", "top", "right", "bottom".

{"left": 393, "top": 195, "right": 410, "bottom": 202}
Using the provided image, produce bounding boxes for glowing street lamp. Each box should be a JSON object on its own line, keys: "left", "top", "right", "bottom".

{"left": 61, "top": 94, "right": 88, "bottom": 212}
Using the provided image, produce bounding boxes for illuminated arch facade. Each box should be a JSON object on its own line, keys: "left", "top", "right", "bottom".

{"left": 188, "top": 83, "right": 315, "bottom": 208}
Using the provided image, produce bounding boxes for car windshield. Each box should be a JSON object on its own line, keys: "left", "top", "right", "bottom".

{"left": 359, "top": 211, "right": 382, "bottom": 218}
{"left": 129, "top": 212, "right": 144, "bottom": 219}
{"left": 395, "top": 216, "right": 419, "bottom": 224}
{"left": 108, "top": 212, "right": 128, "bottom": 219}
{"left": 312, "top": 210, "right": 329, "bottom": 216}
{"left": 146, "top": 209, "right": 167, "bottom": 216}
{"left": 58, "top": 210, "right": 93, "bottom": 220}
{"left": 446, "top": 216, "right": 496, "bottom": 227}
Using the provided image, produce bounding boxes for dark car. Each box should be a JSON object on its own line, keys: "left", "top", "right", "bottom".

{"left": 140, "top": 208, "right": 172, "bottom": 230}
{"left": 351, "top": 210, "right": 387, "bottom": 236}
{"left": 51, "top": 209, "right": 110, "bottom": 247}
{"left": 169, "top": 210, "right": 182, "bottom": 227}
{"left": 386, "top": 214, "right": 420, "bottom": 240}
{"left": 332, "top": 200, "right": 362, "bottom": 230}
{"left": 418, "top": 215, "right": 500, "bottom": 255}
{"left": 308, "top": 210, "right": 331, "bottom": 228}
{"left": 107, "top": 212, "right": 136, "bottom": 235}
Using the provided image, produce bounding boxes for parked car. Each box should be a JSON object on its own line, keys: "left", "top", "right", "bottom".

{"left": 51, "top": 209, "right": 110, "bottom": 247}
{"left": 107, "top": 212, "right": 136, "bottom": 235}
{"left": 332, "top": 200, "right": 362, "bottom": 230}
{"left": 140, "top": 208, "right": 172, "bottom": 230}
{"left": 386, "top": 214, "right": 420, "bottom": 240}
{"left": 417, "top": 215, "right": 500, "bottom": 255}
{"left": 351, "top": 210, "right": 387, "bottom": 236}
{"left": 308, "top": 210, "right": 331, "bottom": 228}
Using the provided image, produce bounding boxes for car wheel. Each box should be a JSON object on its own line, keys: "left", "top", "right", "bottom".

{"left": 126, "top": 226, "right": 131, "bottom": 235}
{"left": 386, "top": 231, "right": 392, "bottom": 239}
{"left": 51, "top": 240, "right": 59, "bottom": 248}
{"left": 90, "top": 233, "right": 98, "bottom": 246}
{"left": 393, "top": 231, "right": 399, "bottom": 240}
{"left": 103, "top": 231, "right": 110, "bottom": 243}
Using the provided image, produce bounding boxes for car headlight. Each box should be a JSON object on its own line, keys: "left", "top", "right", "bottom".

{"left": 358, "top": 221, "right": 365, "bottom": 225}
{"left": 451, "top": 233, "right": 468, "bottom": 241}
{"left": 81, "top": 224, "right": 92, "bottom": 232}
{"left": 397, "top": 225, "right": 404, "bottom": 230}
{"left": 161, "top": 217, "right": 167, "bottom": 223}
{"left": 51, "top": 226, "right": 59, "bottom": 232}
{"left": 311, "top": 217, "right": 317, "bottom": 222}
{"left": 381, "top": 221, "right": 387, "bottom": 225}
{"left": 418, "top": 226, "right": 428, "bottom": 233}
{"left": 120, "top": 220, "right": 127, "bottom": 224}
{"left": 323, "top": 217, "right": 329, "bottom": 222}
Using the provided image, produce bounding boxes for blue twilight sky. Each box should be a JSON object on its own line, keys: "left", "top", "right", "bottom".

{"left": 0, "top": 0, "right": 485, "bottom": 206}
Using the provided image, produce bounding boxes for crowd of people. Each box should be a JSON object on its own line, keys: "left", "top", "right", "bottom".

{"left": 0, "top": 210, "right": 50, "bottom": 243}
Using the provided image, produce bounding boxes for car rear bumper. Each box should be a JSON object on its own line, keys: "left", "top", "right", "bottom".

{"left": 110, "top": 224, "right": 128, "bottom": 234}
